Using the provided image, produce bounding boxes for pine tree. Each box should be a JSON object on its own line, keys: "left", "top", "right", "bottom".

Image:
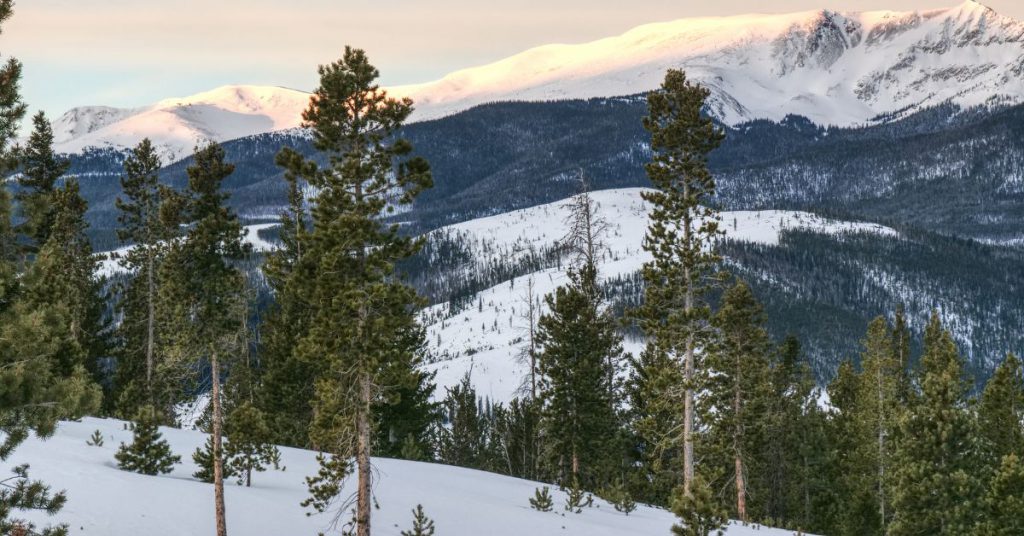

{"left": 623, "top": 344, "right": 684, "bottom": 506}
{"left": 851, "top": 316, "right": 902, "bottom": 534}
{"left": 636, "top": 68, "right": 725, "bottom": 509}
{"left": 976, "top": 453, "right": 1024, "bottom": 535}
{"left": 530, "top": 487, "right": 553, "bottom": 512}
{"left": 278, "top": 47, "right": 432, "bottom": 536}
{"left": 224, "top": 403, "right": 280, "bottom": 487}
{"left": 160, "top": 142, "right": 248, "bottom": 536}
{"left": 400, "top": 504, "right": 436, "bottom": 536}
{"left": 257, "top": 163, "right": 317, "bottom": 447}
{"left": 19, "top": 176, "right": 108, "bottom": 383}
{"left": 536, "top": 265, "right": 621, "bottom": 488}
{"left": 15, "top": 111, "right": 69, "bottom": 254}
{"left": 671, "top": 476, "right": 727, "bottom": 536}
{"left": 705, "top": 280, "right": 771, "bottom": 522}
{"left": 889, "top": 313, "right": 983, "bottom": 536}
{"left": 193, "top": 435, "right": 236, "bottom": 483}
{"left": 113, "top": 138, "right": 183, "bottom": 417}
{"left": 116, "top": 406, "right": 181, "bottom": 475}
{"left": 373, "top": 346, "right": 438, "bottom": 461}
{"left": 978, "top": 353, "right": 1024, "bottom": 461}
{"left": 438, "top": 375, "right": 487, "bottom": 469}
{"left": 0, "top": 7, "right": 99, "bottom": 531}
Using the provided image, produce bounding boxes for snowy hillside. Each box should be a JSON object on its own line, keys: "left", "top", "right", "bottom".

{"left": 52, "top": 85, "right": 311, "bottom": 164}
{"left": 392, "top": 0, "right": 1024, "bottom": 126}
{"left": 6, "top": 418, "right": 809, "bottom": 536}
{"left": 419, "top": 188, "right": 895, "bottom": 403}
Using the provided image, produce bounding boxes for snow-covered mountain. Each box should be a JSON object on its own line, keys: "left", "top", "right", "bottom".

{"left": 7, "top": 417, "right": 810, "bottom": 535}
{"left": 52, "top": 85, "right": 311, "bottom": 164}
{"left": 51, "top": 2, "right": 1024, "bottom": 161}
{"left": 417, "top": 188, "right": 896, "bottom": 404}
{"left": 393, "top": 0, "right": 1024, "bottom": 125}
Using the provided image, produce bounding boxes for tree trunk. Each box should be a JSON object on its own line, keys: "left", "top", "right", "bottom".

{"left": 682, "top": 207, "right": 695, "bottom": 498}
{"left": 877, "top": 370, "right": 886, "bottom": 530}
{"left": 146, "top": 252, "right": 156, "bottom": 399}
{"left": 211, "top": 352, "right": 228, "bottom": 536}
{"left": 356, "top": 370, "right": 372, "bottom": 536}
{"left": 734, "top": 348, "right": 747, "bottom": 521}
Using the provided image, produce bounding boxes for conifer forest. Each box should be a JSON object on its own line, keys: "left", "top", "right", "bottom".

{"left": 3, "top": 1, "right": 1024, "bottom": 535}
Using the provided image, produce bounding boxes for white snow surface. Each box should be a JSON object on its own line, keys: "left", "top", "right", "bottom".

{"left": 52, "top": 85, "right": 311, "bottom": 164}
{"left": 51, "top": 2, "right": 1024, "bottom": 164}
{"left": 421, "top": 188, "right": 895, "bottom": 404}
{"left": 393, "top": 1, "right": 1024, "bottom": 126}
{"left": 5, "top": 417, "right": 811, "bottom": 536}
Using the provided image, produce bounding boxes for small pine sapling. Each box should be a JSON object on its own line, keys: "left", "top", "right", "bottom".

{"left": 0, "top": 465, "right": 68, "bottom": 536}
{"left": 86, "top": 430, "right": 104, "bottom": 447}
{"left": 115, "top": 406, "right": 181, "bottom": 475}
{"left": 564, "top": 478, "right": 587, "bottom": 513}
{"left": 400, "top": 504, "right": 436, "bottom": 536}
{"left": 530, "top": 486, "right": 553, "bottom": 512}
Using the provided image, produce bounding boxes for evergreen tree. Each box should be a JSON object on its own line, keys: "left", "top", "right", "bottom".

{"left": 704, "top": 281, "right": 771, "bottom": 522}
{"left": 15, "top": 111, "right": 68, "bottom": 254}
{"left": 193, "top": 435, "right": 235, "bottom": 483}
{"left": 438, "top": 375, "right": 487, "bottom": 469}
{"left": 224, "top": 403, "right": 280, "bottom": 487}
{"left": 115, "top": 406, "right": 181, "bottom": 475}
{"left": 373, "top": 344, "right": 438, "bottom": 461}
{"left": 19, "top": 176, "right": 108, "bottom": 384}
{"left": 113, "top": 138, "right": 183, "bottom": 417}
{"left": 976, "top": 453, "right": 1024, "bottom": 535}
{"left": 160, "top": 142, "right": 248, "bottom": 536}
{"left": 670, "top": 476, "right": 727, "bottom": 536}
{"left": 623, "top": 344, "right": 684, "bottom": 506}
{"left": 257, "top": 161, "right": 317, "bottom": 447}
{"left": 0, "top": 7, "right": 99, "bottom": 531}
{"left": 278, "top": 47, "right": 431, "bottom": 536}
{"left": 400, "top": 504, "right": 436, "bottom": 536}
{"left": 490, "top": 397, "right": 541, "bottom": 479}
{"left": 978, "top": 353, "right": 1024, "bottom": 461}
{"left": 824, "top": 359, "right": 863, "bottom": 536}
{"left": 636, "top": 68, "right": 725, "bottom": 513}
{"left": 852, "top": 316, "right": 902, "bottom": 534}
{"left": 889, "top": 313, "right": 983, "bottom": 536}
{"left": 536, "top": 265, "right": 621, "bottom": 488}
{"left": 529, "top": 487, "right": 553, "bottom": 512}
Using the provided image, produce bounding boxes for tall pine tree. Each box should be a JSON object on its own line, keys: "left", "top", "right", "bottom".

{"left": 278, "top": 47, "right": 431, "bottom": 536}
{"left": 636, "top": 68, "right": 725, "bottom": 534}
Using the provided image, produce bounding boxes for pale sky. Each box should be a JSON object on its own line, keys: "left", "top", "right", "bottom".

{"left": 6, "top": 0, "right": 1023, "bottom": 119}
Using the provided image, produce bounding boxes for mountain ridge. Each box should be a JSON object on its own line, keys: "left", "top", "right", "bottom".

{"left": 49, "top": 1, "right": 1024, "bottom": 164}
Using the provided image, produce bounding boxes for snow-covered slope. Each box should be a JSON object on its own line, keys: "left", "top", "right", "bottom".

{"left": 393, "top": 0, "right": 1024, "bottom": 125}
{"left": 53, "top": 85, "right": 311, "bottom": 164}
{"left": 6, "top": 417, "right": 809, "bottom": 536}
{"left": 420, "top": 188, "right": 895, "bottom": 404}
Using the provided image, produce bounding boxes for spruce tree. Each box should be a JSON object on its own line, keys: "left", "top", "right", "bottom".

{"left": 115, "top": 406, "right": 181, "bottom": 475}
{"left": 16, "top": 111, "right": 68, "bottom": 254}
{"left": 438, "top": 375, "right": 487, "bottom": 469}
{"left": 113, "top": 138, "right": 183, "bottom": 417}
{"left": 705, "top": 280, "right": 771, "bottom": 522}
{"left": 889, "top": 313, "right": 983, "bottom": 536}
{"left": 192, "top": 435, "right": 235, "bottom": 483}
{"left": 278, "top": 47, "right": 431, "bottom": 536}
{"left": 536, "top": 265, "right": 621, "bottom": 488}
{"left": 636, "top": 68, "right": 725, "bottom": 516}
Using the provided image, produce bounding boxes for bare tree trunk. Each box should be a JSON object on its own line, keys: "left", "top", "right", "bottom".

{"left": 146, "top": 253, "right": 156, "bottom": 397}
{"left": 877, "top": 370, "right": 886, "bottom": 530}
{"left": 356, "top": 371, "right": 372, "bottom": 536}
{"left": 734, "top": 387, "right": 747, "bottom": 521}
{"left": 211, "top": 352, "right": 228, "bottom": 536}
